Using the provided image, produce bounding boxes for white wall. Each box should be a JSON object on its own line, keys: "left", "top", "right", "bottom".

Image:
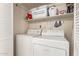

{"left": 13, "top": 4, "right": 29, "bottom": 55}
{"left": 13, "top": 4, "right": 28, "bottom": 35}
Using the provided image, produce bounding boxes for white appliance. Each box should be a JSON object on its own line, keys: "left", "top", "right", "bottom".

{"left": 16, "top": 29, "right": 41, "bottom": 56}
{"left": 16, "top": 29, "right": 69, "bottom": 56}
{"left": 0, "top": 4, "right": 13, "bottom": 56}
{"left": 32, "top": 30, "right": 69, "bottom": 56}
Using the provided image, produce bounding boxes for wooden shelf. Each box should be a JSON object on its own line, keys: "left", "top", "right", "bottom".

{"left": 25, "top": 13, "right": 74, "bottom": 22}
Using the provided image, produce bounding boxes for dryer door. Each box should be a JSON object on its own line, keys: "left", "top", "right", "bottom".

{"left": 33, "top": 44, "right": 67, "bottom": 56}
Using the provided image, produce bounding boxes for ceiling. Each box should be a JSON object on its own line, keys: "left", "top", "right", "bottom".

{"left": 21, "top": 3, "right": 50, "bottom": 9}
{"left": 15, "top": 3, "right": 51, "bottom": 10}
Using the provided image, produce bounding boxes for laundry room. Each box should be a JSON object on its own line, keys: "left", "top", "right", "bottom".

{"left": 13, "top": 3, "right": 74, "bottom": 56}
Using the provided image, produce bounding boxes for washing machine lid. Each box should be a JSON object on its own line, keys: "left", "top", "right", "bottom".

{"left": 42, "top": 29, "right": 64, "bottom": 37}
{"left": 35, "top": 29, "right": 68, "bottom": 41}
{"left": 35, "top": 35, "right": 67, "bottom": 41}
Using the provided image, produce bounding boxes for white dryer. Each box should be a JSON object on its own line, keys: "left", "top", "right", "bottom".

{"left": 16, "top": 29, "right": 41, "bottom": 56}
{"left": 32, "top": 30, "right": 69, "bottom": 56}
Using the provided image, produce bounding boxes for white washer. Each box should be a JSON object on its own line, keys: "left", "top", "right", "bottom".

{"left": 32, "top": 30, "right": 69, "bottom": 56}
{"left": 16, "top": 29, "right": 69, "bottom": 56}
{"left": 16, "top": 29, "right": 41, "bottom": 56}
